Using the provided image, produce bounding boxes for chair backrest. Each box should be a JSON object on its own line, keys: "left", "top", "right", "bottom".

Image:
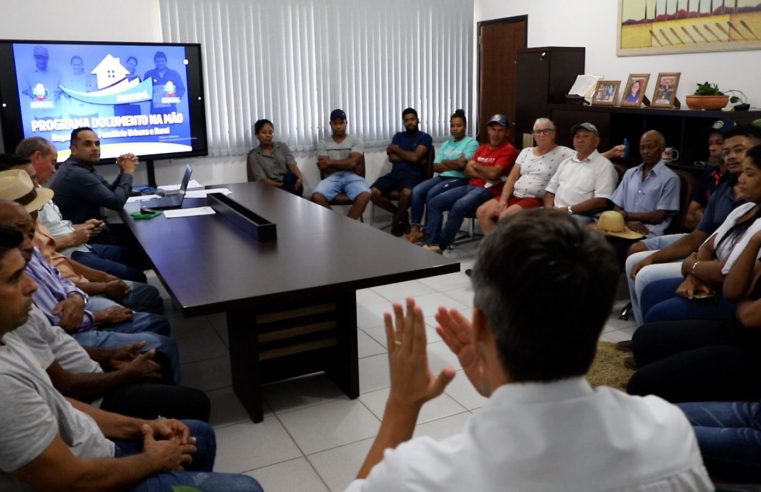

{"left": 423, "top": 145, "right": 436, "bottom": 180}
{"left": 319, "top": 154, "right": 366, "bottom": 180}
{"left": 666, "top": 169, "right": 698, "bottom": 234}
{"left": 246, "top": 149, "right": 257, "bottom": 182}
{"left": 613, "top": 163, "right": 627, "bottom": 186}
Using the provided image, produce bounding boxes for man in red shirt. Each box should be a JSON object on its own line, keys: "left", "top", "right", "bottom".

{"left": 421, "top": 114, "right": 517, "bottom": 253}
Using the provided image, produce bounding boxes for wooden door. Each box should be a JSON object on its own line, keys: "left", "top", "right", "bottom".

{"left": 477, "top": 16, "right": 527, "bottom": 143}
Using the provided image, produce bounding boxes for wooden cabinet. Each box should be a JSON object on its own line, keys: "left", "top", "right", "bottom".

{"left": 549, "top": 104, "right": 761, "bottom": 165}
{"left": 515, "top": 47, "right": 585, "bottom": 146}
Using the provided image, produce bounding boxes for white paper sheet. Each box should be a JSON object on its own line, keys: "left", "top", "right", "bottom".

{"left": 184, "top": 188, "right": 232, "bottom": 198}
{"left": 163, "top": 207, "right": 216, "bottom": 218}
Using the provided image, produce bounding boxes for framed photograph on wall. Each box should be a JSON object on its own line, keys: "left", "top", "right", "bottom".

{"left": 591, "top": 80, "right": 621, "bottom": 106}
{"left": 651, "top": 72, "right": 681, "bottom": 108}
{"left": 620, "top": 73, "right": 650, "bottom": 107}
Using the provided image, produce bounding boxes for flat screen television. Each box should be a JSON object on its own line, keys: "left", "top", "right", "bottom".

{"left": 0, "top": 40, "right": 208, "bottom": 163}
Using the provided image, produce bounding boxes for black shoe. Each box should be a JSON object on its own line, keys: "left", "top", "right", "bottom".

{"left": 615, "top": 339, "right": 633, "bottom": 352}
{"left": 390, "top": 221, "right": 403, "bottom": 237}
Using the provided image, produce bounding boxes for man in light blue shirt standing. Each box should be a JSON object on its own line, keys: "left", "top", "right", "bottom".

{"left": 610, "top": 130, "right": 680, "bottom": 238}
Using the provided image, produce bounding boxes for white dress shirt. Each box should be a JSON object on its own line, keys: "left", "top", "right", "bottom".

{"left": 346, "top": 377, "right": 712, "bottom": 492}
{"left": 545, "top": 150, "right": 619, "bottom": 208}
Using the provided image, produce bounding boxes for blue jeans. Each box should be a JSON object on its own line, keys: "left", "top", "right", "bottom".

{"left": 86, "top": 295, "right": 171, "bottom": 336}
{"left": 424, "top": 185, "right": 492, "bottom": 250}
{"left": 71, "top": 329, "right": 181, "bottom": 384}
{"left": 641, "top": 277, "right": 737, "bottom": 324}
{"left": 625, "top": 249, "right": 683, "bottom": 326}
{"left": 679, "top": 401, "right": 761, "bottom": 481}
{"left": 410, "top": 176, "right": 467, "bottom": 226}
{"left": 114, "top": 420, "right": 263, "bottom": 492}
{"left": 72, "top": 247, "right": 147, "bottom": 283}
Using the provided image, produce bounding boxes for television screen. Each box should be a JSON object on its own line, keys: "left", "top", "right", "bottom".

{"left": 0, "top": 40, "right": 207, "bottom": 162}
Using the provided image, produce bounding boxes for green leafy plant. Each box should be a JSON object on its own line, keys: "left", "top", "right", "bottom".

{"left": 693, "top": 82, "right": 743, "bottom": 104}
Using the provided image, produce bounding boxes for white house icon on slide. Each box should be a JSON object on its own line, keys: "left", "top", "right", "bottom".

{"left": 91, "top": 54, "right": 129, "bottom": 90}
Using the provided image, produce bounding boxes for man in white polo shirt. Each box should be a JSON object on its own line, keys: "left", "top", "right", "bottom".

{"left": 346, "top": 209, "right": 711, "bottom": 491}
{"left": 544, "top": 122, "right": 618, "bottom": 223}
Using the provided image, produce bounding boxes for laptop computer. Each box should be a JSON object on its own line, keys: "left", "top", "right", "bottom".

{"left": 141, "top": 164, "right": 192, "bottom": 211}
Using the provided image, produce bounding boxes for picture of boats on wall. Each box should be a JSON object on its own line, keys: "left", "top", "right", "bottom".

{"left": 618, "top": 0, "right": 761, "bottom": 55}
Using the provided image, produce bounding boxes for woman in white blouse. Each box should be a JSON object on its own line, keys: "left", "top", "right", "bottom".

{"left": 476, "top": 118, "right": 574, "bottom": 233}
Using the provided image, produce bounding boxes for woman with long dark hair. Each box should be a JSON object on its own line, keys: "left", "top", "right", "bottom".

{"left": 406, "top": 109, "right": 478, "bottom": 243}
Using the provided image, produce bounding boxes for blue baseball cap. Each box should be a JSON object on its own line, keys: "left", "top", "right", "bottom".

{"left": 487, "top": 114, "right": 509, "bottom": 127}
{"left": 330, "top": 109, "right": 347, "bottom": 121}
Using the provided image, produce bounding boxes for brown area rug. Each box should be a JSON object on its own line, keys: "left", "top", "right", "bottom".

{"left": 586, "top": 341, "right": 635, "bottom": 391}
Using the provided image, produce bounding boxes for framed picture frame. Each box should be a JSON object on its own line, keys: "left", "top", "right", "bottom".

{"left": 617, "top": 0, "right": 761, "bottom": 56}
{"left": 620, "top": 73, "right": 650, "bottom": 107}
{"left": 591, "top": 80, "right": 621, "bottom": 107}
{"left": 651, "top": 72, "right": 681, "bottom": 108}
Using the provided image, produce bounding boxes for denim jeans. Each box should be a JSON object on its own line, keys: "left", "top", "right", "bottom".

{"left": 424, "top": 185, "right": 492, "bottom": 250}
{"left": 72, "top": 247, "right": 147, "bottom": 283}
{"left": 625, "top": 237, "right": 686, "bottom": 325}
{"left": 114, "top": 420, "right": 263, "bottom": 492}
{"left": 71, "top": 329, "right": 181, "bottom": 384}
{"left": 410, "top": 176, "right": 467, "bottom": 226}
{"left": 679, "top": 401, "right": 761, "bottom": 481}
{"left": 641, "top": 277, "right": 737, "bottom": 324}
{"left": 86, "top": 295, "right": 171, "bottom": 336}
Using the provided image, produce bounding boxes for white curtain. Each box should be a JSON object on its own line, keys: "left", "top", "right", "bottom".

{"left": 159, "top": 0, "right": 473, "bottom": 156}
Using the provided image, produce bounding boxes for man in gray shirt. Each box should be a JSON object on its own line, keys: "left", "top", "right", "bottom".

{"left": 311, "top": 109, "right": 370, "bottom": 220}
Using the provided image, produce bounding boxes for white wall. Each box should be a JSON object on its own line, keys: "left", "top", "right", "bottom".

{"left": 475, "top": 0, "right": 761, "bottom": 108}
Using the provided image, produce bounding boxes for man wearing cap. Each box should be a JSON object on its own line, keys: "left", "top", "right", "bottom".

{"left": 682, "top": 119, "right": 733, "bottom": 231}
{"left": 371, "top": 108, "right": 433, "bottom": 236}
{"left": 14, "top": 138, "right": 147, "bottom": 282}
{"left": 420, "top": 114, "right": 517, "bottom": 253}
{"left": 608, "top": 130, "right": 680, "bottom": 238}
{"left": 544, "top": 122, "right": 618, "bottom": 224}
{"left": 311, "top": 109, "right": 370, "bottom": 220}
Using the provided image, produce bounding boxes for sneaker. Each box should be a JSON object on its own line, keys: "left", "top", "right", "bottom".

{"left": 421, "top": 244, "right": 442, "bottom": 253}
{"left": 406, "top": 227, "right": 424, "bottom": 244}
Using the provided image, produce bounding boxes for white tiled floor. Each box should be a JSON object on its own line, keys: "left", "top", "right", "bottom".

{"left": 154, "top": 226, "right": 637, "bottom": 491}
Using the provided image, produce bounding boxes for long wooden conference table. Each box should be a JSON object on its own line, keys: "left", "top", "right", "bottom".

{"left": 123, "top": 182, "right": 460, "bottom": 422}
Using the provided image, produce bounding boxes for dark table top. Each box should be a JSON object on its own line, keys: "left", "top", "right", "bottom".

{"left": 124, "top": 182, "right": 460, "bottom": 316}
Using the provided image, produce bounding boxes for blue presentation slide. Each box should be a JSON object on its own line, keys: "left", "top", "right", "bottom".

{"left": 13, "top": 42, "right": 193, "bottom": 159}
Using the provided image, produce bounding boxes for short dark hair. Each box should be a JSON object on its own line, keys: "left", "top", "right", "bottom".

{"left": 15, "top": 136, "right": 53, "bottom": 159}
{"left": 126, "top": 56, "right": 138, "bottom": 64}
{"left": 402, "top": 107, "right": 418, "bottom": 119}
{"left": 471, "top": 209, "right": 619, "bottom": 382}
{"left": 0, "top": 224, "right": 23, "bottom": 263}
{"left": 451, "top": 109, "right": 467, "bottom": 127}
{"left": 0, "top": 154, "right": 31, "bottom": 172}
{"left": 70, "top": 55, "right": 83, "bottom": 65}
{"left": 724, "top": 124, "right": 761, "bottom": 143}
{"left": 70, "top": 127, "right": 95, "bottom": 145}
{"left": 254, "top": 119, "right": 274, "bottom": 135}
{"left": 154, "top": 51, "right": 167, "bottom": 62}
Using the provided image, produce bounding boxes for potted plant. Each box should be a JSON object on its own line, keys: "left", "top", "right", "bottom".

{"left": 686, "top": 82, "right": 739, "bottom": 111}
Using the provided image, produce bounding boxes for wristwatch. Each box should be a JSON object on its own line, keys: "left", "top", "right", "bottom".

{"left": 567, "top": 206, "right": 573, "bottom": 215}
